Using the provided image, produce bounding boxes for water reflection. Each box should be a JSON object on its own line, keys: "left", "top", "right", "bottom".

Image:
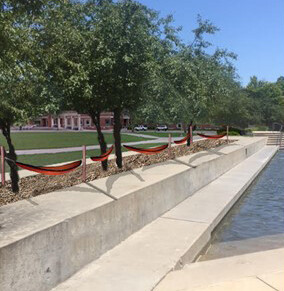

{"left": 199, "top": 151, "right": 284, "bottom": 261}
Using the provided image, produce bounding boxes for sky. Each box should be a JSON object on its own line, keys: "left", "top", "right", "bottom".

{"left": 136, "top": 0, "right": 284, "bottom": 85}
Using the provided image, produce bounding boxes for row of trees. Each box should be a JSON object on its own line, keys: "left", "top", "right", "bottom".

{"left": 1, "top": 0, "right": 283, "bottom": 192}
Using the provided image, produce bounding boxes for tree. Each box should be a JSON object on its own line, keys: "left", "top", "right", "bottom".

{"left": 0, "top": 0, "right": 50, "bottom": 192}
{"left": 156, "top": 17, "right": 238, "bottom": 133}
{"left": 276, "top": 76, "right": 284, "bottom": 96}
{"left": 209, "top": 83, "right": 259, "bottom": 128}
{"left": 129, "top": 15, "right": 240, "bottom": 140}
{"left": 87, "top": 0, "right": 170, "bottom": 168}
{"left": 36, "top": 1, "right": 116, "bottom": 170}
{"left": 245, "top": 77, "right": 284, "bottom": 126}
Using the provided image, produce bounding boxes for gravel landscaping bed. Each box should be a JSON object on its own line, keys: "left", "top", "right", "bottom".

{"left": 0, "top": 139, "right": 231, "bottom": 207}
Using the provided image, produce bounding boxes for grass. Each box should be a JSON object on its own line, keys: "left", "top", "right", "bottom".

{"left": 0, "top": 132, "right": 148, "bottom": 150}
{"left": 4, "top": 142, "right": 167, "bottom": 171}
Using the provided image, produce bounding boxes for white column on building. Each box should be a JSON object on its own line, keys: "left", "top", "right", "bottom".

{"left": 58, "top": 117, "right": 61, "bottom": 129}
{"left": 71, "top": 116, "right": 74, "bottom": 130}
{"left": 64, "top": 117, "right": 67, "bottom": 129}
{"left": 51, "top": 117, "right": 54, "bottom": 128}
{"left": 78, "top": 115, "right": 81, "bottom": 130}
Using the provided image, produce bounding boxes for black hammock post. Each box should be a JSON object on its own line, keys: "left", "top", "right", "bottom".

{"left": 226, "top": 125, "right": 229, "bottom": 143}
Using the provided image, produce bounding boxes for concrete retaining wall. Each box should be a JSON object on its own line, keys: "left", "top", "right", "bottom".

{"left": 0, "top": 137, "right": 266, "bottom": 291}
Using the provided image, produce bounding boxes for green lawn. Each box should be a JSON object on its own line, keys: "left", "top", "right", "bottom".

{"left": 0, "top": 132, "right": 148, "bottom": 150}
{"left": 4, "top": 142, "right": 167, "bottom": 171}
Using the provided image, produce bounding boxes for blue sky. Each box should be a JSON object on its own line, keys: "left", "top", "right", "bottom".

{"left": 136, "top": 0, "right": 284, "bottom": 85}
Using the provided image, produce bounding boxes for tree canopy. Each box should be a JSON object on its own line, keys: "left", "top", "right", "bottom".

{"left": 1, "top": 0, "right": 283, "bottom": 192}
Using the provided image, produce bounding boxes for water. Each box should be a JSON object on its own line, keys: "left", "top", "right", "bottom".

{"left": 199, "top": 151, "right": 284, "bottom": 261}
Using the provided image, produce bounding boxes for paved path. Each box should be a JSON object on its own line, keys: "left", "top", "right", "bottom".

{"left": 155, "top": 248, "right": 284, "bottom": 291}
{"left": 122, "top": 132, "right": 161, "bottom": 139}
{"left": 15, "top": 136, "right": 202, "bottom": 155}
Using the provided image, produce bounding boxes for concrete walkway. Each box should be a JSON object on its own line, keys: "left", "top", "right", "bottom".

{"left": 52, "top": 145, "right": 277, "bottom": 291}
{"left": 122, "top": 132, "right": 162, "bottom": 139}
{"left": 155, "top": 248, "right": 284, "bottom": 291}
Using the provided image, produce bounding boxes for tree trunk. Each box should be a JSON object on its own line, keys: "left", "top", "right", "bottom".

{"left": 1, "top": 123, "right": 19, "bottom": 193}
{"left": 182, "top": 122, "right": 187, "bottom": 134}
{"left": 113, "top": 108, "right": 122, "bottom": 168}
{"left": 91, "top": 111, "right": 108, "bottom": 171}
{"left": 187, "top": 120, "right": 193, "bottom": 147}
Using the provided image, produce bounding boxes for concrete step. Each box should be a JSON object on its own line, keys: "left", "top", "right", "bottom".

{"left": 53, "top": 146, "right": 278, "bottom": 291}
{"left": 155, "top": 248, "right": 284, "bottom": 291}
{"left": 254, "top": 134, "right": 280, "bottom": 136}
{"left": 267, "top": 140, "right": 283, "bottom": 142}
{"left": 254, "top": 133, "right": 279, "bottom": 137}
{"left": 267, "top": 139, "right": 284, "bottom": 143}
{"left": 199, "top": 234, "right": 284, "bottom": 261}
{"left": 253, "top": 131, "right": 283, "bottom": 147}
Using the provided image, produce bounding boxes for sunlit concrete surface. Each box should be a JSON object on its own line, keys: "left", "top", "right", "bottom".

{"left": 155, "top": 248, "right": 284, "bottom": 291}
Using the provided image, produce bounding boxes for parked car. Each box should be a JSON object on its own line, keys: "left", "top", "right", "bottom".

{"left": 21, "top": 125, "right": 36, "bottom": 130}
{"left": 156, "top": 125, "right": 168, "bottom": 131}
{"left": 134, "top": 125, "right": 148, "bottom": 131}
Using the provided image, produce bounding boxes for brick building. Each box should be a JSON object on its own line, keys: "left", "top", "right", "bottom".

{"left": 37, "top": 111, "right": 130, "bottom": 130}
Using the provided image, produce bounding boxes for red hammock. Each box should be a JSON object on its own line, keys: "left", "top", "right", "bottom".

{"left": 123, "top": 144, "right": 168, "bottom": 155}
{"left": 174, "top": 133, "right": 191, "bottom": 145}
{"left": 197, "top": 133, "right": 226, "bottom": 139}
{"left": 90, "top": 145, "right": 114, "bottom": 162}
{"left": 15, "top": 160, "right": 82, "bottom": 175}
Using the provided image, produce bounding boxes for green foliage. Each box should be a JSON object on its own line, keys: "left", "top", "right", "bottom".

{"left": 1, "top": 0, "right": 283, "bottom": 190}
{"left": 245, "top": 77, "right": 284, "bottom": 126}
{"left": 0, "top": 0, "right": 57, "bottom": 192}
{"left": 218, "top": 130, "right": 240, "bottom": 136}
{"left": 134, "top": 15, "right": 239, "bottom": 129}
{"left": 0, "top": 1, "right": 48, "bottom": 127}
{"left": 248, "top": 125, "right": 269, "bottom": 131}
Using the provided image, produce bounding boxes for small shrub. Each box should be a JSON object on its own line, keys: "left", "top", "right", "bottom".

{"left": 249, "top": 125, "right": 269, "bottom": 131}
{"left": 244, "top": 128, "right": 253, "bottom": 136}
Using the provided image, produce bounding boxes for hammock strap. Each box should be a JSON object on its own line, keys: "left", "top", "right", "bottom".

{"left": 90, "top": 145, "right": 114, "bottom": 162}
{"left": 174, "top": 132, "right": 191, "bottom": 145}
{"left": 197, "top": 133, "right": 226, "bottom": 139}
{"left": 123, "top": 144, "right": 168, "bottom": 155}
{"left": 14, "top": 160, "right": 82, "bottom": 176}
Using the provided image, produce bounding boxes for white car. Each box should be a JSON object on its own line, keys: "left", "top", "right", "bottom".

{"left": 156, "top": 125, "right": 168, "bottom": 131}
{"left": 134, "top": 125, "right": 148, "bottom": 131}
